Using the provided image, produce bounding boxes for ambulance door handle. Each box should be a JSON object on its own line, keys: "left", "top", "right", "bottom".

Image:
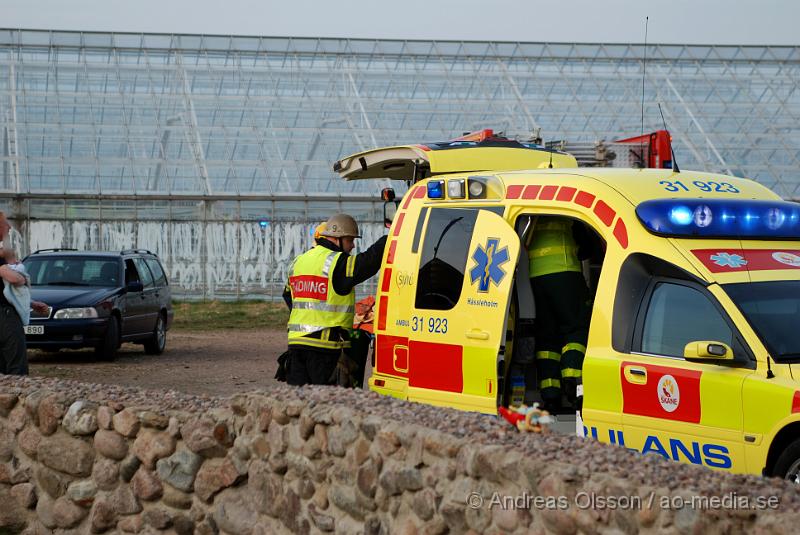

{"left": 466, "top": 329, "right": 490, "bottom": 340}
{"left": 624, "top": 365, "right": 648, "bottom": 385}
{"left": 393, "top": 345, "right": 409, "bottom": 373}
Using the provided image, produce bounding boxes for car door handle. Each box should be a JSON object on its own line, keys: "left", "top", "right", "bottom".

{"left": 466, "top": 330, "right": 489, "bottom": 340}
{"left": 393, "top": 345, "right": 408, "bottom": 373}
{"left": 623, "top": 365, "right": 648, "bottom": 384}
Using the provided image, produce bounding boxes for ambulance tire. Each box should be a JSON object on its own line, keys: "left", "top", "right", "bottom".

{"left": 773, "top": 438, "right": 800, "bottom": 483}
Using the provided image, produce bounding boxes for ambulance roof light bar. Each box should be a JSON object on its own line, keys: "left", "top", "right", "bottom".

{"left": 636, "top": 199, "right": 800, "bottom": 239}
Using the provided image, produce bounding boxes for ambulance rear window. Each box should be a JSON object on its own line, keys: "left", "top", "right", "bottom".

{"left": 415, "top": 208, "right": 479, "bottom": 310}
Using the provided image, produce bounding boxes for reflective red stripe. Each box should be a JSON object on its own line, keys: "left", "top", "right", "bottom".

{"left": 574, "top": 190, "right": 596, "bottom": 208}
{"left": 613, "top": 218, "right": 629, "bottom": 249}
{"left": 594, "top": 200, "right": 616, "bottom": 226}
{"left": 414, "top": 187, "right": 426, "bottom": 198}
{"left": 386, "top": 240, "right": 397, "bottom": 264}
{"left": 539, "top": 185, "right": 558, "bottom": 200}
{"left": 556, "top": 186, "right": 577, "bottom": 202}
{"left": 392, "top": 213, "right": 405, "bottom": 236}
{"left": 793, "top": 392, "right": 800, "bottom": 414}
{"left": 402, "top": 188, "right": 416, "bottom": 210}
{"left": 381, "top": 268, "right": 392, "bottom": 292}
{"left": 377, "top": 295, "right": 388, "bottom": 331}
{"left": 522, "top": 185, "right": 541, "bottom": 199}
{"left": 506, "top": 185, "right": 524, "bottom": 199}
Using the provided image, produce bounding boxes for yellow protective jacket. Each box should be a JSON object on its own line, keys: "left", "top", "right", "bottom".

{"left": 527, "top": 218, "right": 581, "bottom": 278}
{"left": 287, "top": 245, "right": 355, "bottom": 350}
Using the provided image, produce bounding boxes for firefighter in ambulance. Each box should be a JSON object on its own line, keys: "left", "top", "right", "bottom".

{"left": 528, "top": 217, "right": 593, "bottom": 412}
{"left": 284, "top": 213, "right": 386, "bottom": 386}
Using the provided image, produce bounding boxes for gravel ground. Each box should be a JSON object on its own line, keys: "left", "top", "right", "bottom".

{"left": 27, "top": 328, "right": 285, "bottom": 397}
{"left": 2, "top": 327, "right": 798, "bottom": 510}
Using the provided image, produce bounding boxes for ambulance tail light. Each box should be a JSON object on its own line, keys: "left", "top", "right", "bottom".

{"left": 636, "top": 199, "right": 800, "bottom": 239}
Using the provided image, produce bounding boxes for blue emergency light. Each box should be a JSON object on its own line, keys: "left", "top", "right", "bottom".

{"left": 636, "top": 199, "right": 800, "bottom": 239}
{"left": 427, "top": 180, "right": 445, "bottom": 199}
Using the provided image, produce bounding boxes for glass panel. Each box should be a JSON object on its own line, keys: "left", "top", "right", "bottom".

{"left": 240, "top": 200, "right": 272, "bottom": 222}
{"left": 208, "top": 200, "right": 239, "bottom": 221}
{"left": 171, "top": 200, "right": 204, "bottom": 220}
{"left": 135, "top": 200, "right": 170, "bottom": 219}
{"left": 641, "top": 283, "right": 733, "bottom": 357}
{"left": 65, "top": 199, "right": 101, "bottom": 220}
{"left": 29, "top": 199, "right": 66, "bottom": 219}
{"left": 415, "top": 208, "right": 479, "bottom": 311}
{"left": 101, "top": 200, "right": 137, "bottom": 220}
{"left": 133, "top": 257, "right": 155, "bottom": 288}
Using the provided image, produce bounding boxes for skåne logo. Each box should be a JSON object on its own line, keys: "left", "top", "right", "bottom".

{"left": 395, "top": 270, "right": 415, "bottom": 288}
{"left": 772, "top": 251, "right": 800, "bottom": 267}
{"left": 469, "top": 238, "right": 509, "bottom": 292}
{"left": 657, "top": 375, "right": 680, "bottom": 413}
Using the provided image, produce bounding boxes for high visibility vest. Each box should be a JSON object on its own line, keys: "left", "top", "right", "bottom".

{"left": 287, "top": 245, "right": 355, "bottom": 350}
{"left": 527, "top": 218, "right": 581, "bottom": 278}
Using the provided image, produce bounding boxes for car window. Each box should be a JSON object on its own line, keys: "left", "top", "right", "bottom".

{"left": 145, "top": 258, "right": 168, "bottom": 287}
{"left": 24, "top": 257, "right": 121, "bottom": 287}
{"left": 133, "top": 258, "right": 155, "bottom": 289}
{"left": 641, "top": 282, "right": 734, "bottom": 358}
{"left": 415, "top": 208, "right": 479, "bottom": 310}
{"left": 125, "top": 259, "right": 141, "bottom": 286}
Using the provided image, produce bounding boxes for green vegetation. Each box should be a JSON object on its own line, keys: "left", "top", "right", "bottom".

{"left": 171, "top": 301, "right": 289, "bottom": 331}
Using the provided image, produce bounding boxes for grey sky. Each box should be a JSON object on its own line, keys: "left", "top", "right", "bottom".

{"left": 3, "top": 0, "right": 798, "bottom": 45}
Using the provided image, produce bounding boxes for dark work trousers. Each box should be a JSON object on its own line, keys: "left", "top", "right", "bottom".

{"left": 285, "top": 346, "right": 340, "bottom": 386}
{"left": 531, "top": 271, "right": 591, "bottom": 406}
{"left": 0, "top": 303, "right": 28, "bottom": 375}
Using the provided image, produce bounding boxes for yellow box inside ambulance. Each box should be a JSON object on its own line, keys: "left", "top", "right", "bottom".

{"left": 336, "top": 138, "right": 800, "bottom": 481}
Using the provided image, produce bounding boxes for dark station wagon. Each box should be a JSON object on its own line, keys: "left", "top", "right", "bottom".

{"left": 22, "top": 249, "right": 173, "bottom": 359}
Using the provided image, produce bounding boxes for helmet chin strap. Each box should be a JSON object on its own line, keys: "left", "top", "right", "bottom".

{"left": 328, "top": 236, "right": 344, "bottom": 252}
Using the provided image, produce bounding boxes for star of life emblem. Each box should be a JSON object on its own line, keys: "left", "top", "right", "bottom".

{"left": 469, "top": 238, "right": 510, "bottom": 292}
{"left": 710, "top": 252, "right": 747, "bottom": 269}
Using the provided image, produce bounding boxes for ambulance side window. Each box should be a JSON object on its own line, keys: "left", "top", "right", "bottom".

{"left": 640, "top": 282, "right": 735, "bottom": 357}
{"left": 415, "top": 208, "right": 478, "bottom": 310}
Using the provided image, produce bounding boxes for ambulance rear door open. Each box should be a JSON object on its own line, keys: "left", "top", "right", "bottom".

{"left": 404, "top": 207, "right": 520, "bottom": 414}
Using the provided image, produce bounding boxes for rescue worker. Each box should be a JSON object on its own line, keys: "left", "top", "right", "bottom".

{"left": 528, "top": 216, "right": 592, "bottom": 411}
{"left": 283, "top": 213, "right": 386, "bottom": 386}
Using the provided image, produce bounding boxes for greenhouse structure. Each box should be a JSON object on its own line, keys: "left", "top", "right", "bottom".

{"left": 1, "top": 29, "right": 798, "bottom": 298}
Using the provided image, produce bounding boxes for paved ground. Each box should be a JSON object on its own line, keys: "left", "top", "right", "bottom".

{"left": 28, "top": 328, "right": 286, "bottom": 397}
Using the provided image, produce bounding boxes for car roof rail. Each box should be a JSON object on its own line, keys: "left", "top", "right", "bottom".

{"left": 31, "top": 248, "right": 78, "bottom": 254}
{"left": 120, "top": 249, "right": 157, "bottom": 257}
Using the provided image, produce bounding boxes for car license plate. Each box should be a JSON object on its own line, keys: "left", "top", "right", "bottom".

{"left": 24, "top": 325, "right": 44, "bottom": 335}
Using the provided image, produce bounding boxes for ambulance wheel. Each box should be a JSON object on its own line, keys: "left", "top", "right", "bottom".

{"left": 773, "top": 438, "right": 800, "bottom": 484}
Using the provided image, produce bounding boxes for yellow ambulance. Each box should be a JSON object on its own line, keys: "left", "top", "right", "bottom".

{"left": 335, "top": 131, "right": 800, "bottom": 480}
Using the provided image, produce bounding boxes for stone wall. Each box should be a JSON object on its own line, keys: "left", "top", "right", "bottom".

{"left": 0, "top": 376, "right": 798, "bottom": 534}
